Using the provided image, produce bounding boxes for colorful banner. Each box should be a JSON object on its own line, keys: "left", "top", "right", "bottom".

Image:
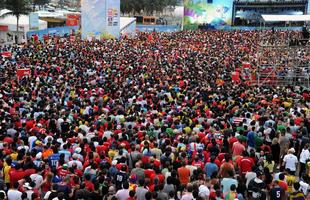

{"left": 184, "top": 0, "right": 233, "bottom": 28}
{"left": 29, "top": 13, "right": 39, "bottom": 31}
{"left": 81, "top": 0, "right": 120, "bottom": 39}
{"left": 105, "top": 0, "right": 120, "bottom": 39}
{"left": 66, "top": 14, "right": 80, "bottom": 26}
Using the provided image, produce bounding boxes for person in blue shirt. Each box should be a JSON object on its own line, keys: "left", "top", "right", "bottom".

{"left": 58, "top": 144, "right": 71, "bottom": 162}
{"left": 247, "top": 127, "right": 256, "bottom": 153}
{"left": 204, "top": 155, "right": 219, "bottom": 177}
{"left": 48, "top": 146, "right": 60, "bottom": 169}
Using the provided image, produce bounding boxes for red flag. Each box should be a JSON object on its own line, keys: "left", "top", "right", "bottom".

{"left": 17, "top": 69, "right": 31, "bottom": 80}
{"left": 232, "top": 71, "right": 240, "bottom": 83}
{"left": 148, "top": 34, "right": 153, "bottom": 42}
{"left": 1, "top": 51, "right": 12, "bottom": 57}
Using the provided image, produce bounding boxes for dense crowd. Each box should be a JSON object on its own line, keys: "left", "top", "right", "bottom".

{"left": 0, "top": 30, "right": 309, "bottom": 200}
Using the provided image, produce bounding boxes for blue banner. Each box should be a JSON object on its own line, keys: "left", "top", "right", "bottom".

{"left": 81, "top": 0, "right": 120, "bottom": 39}
{"left": 29, "top": 13, "right": 39, "bottom": 31}
{"left": 27, "top": 26, "right": 79, "bottom": 40}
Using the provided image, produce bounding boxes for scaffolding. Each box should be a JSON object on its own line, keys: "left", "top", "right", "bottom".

{"left": 256, "top": 15, "right": 310, "bottom": 88}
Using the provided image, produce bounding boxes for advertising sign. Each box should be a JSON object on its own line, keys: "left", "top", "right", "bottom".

{"left": 66, "top": 14, "right": 80, "bottom": 26}
{"left": 29, "top": 13, "right": 39, "bottom": 31}
{"left": 81, "top": 0, "right": 120, "bottom": 39}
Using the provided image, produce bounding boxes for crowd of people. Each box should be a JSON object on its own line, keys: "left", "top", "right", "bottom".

{"left": 0, "top": 30, "right": 309, "bottom": 200}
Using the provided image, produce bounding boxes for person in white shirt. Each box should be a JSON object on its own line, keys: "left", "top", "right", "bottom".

{"left": 115, "top": 181, "right": 130, "bottom": 200}
{"left": 299, "top": 144, "right": 310, "bottom": 177}
{"left": 30, "top": 169, "right": 43, "bottom": 189}
{"left": 7, "top": 182, "right": 22, "bottom": 200}
{"left": 181, "top": 184, "right": 194, "bottom": 200}
{"left": 198, "top": 178, "right": 210, "bottom": 199}
{"left": 283, "top": 148, "right": 298, "bottom": 173}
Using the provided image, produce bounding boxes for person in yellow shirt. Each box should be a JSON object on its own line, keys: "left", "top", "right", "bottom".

{"left": 3, "top": 157, "right": 12, "bottom": 189}
{"left": 286, "top": 170, "right": 297, "bottom": 194}
{"left": 10, "top": 149, "right": 18, "bottom": 161}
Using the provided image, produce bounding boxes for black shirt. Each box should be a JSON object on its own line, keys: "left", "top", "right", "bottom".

{"left": 269, "top": 186, "right": 285, "bottom": 200}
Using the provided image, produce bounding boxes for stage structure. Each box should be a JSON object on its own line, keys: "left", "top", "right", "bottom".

{"left": 81, "top": 0, "right": 120, "bottom": 40}
{"left": 256, "top": 15, "right": 310, "bottom": 88}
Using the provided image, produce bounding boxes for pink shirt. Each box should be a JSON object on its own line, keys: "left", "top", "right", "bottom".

{"left": 232, "top": 142, "right": 245, "bottom": 157}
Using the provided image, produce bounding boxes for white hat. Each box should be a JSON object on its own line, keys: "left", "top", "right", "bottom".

{"left": 75, "top": 147, "right": 82, "bottom": 153}
{"left": 112, "top": 160, "right": 118, "bottom": 166}
{"left": 23, "top": 182, "right": 33, "bottom": 190}
{"left": 36, "top": 152, "right": 42, "bottom": 160}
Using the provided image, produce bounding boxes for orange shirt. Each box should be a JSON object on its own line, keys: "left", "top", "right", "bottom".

{"left": 178, "top": 167, "right": 190, "bottom": 185}
{"left": 42, "top": 149, "right": 53, "bottom": 160}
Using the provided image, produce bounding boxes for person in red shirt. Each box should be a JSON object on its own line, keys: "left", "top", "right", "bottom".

{"left": 9, "top": 164, "right": 25, "bottom": 187}
{"left": 228, "top": 132, "right": 238, "bottom": 149}
{"left": 84, "top": 174, "right": 94, "bottom": 192}
{"left": 58, "top": 164, "right": 69, "bottom": 179}
{"left": 232, "top": 139, "right": 245, "bottom": 157}
{"left": 278, "top": 173, "right": 288, "bottom": 192}
{"left": 239, "top": 151, "right": 254, "bottom": 175}
{"left": 178, "top": 161, "right": 190, "bottom": 185}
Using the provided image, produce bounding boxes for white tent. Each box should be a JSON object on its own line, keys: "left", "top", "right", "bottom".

{"left": 0, "top": 10, "right": 48, "bottom": 44}
{"left": 120, "top": 17, "right": 136, "bottom": 31}
{"left": 120, "top": 17, "right": 136, "bottom": 38}
{"left": 262, "top": 15, "right": 310, "bottom": 22}
{"left": 0, "top": 13, "right": 47, "bottom": 32}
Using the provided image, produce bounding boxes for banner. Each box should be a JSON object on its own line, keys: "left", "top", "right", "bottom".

{"left": 232, "top": 71, "right": 240, "bottom": 83}
{"left": 66, "top": 14, "right": 80, "bottom": 26}
{"left": 29, "top": 13, "right": 39, "bottom": 31}
{"left": 81, "top": 0, "right": 120, "bottom": 39}
{"left": 184, "top": 0, "right": 233, "bottom": 28}
{"left": 0, "top": 25, "right": 8, "bottom": 31}
{"left": 17, "top": 69, "right": 31, "bottom": 80}
{"left": 1, "top": 51, "right": 12, "bottom": 57}
{"left": 105, "top": 0, "right": 120, "bottom": 39}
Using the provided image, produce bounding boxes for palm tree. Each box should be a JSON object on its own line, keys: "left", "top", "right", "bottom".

{"left": 4, "top": 0, "right": 31, "bottom": 43}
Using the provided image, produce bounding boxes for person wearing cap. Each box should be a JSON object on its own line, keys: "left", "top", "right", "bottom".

{"left": 283, "top": 148, "right": 298, "bottom": 174}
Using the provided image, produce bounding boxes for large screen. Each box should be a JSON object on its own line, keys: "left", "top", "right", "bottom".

{"left": 184, "top": 0, "right": 233, "bottom": 27}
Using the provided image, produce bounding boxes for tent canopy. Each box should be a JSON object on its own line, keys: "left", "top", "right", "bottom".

{"left": 120, "top": 17, "right": 136, "bottom": 31}
{"left": 262, "top": 14, "right": 310, "bottom": 22}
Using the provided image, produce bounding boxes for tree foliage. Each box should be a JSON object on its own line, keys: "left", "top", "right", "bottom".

{"left": 33, "top": 0, "right": 48, "bottom": 5}
{"left": 121, "top": 0, "right": 180, "bottom": 15}
{"left": 3, "top": 0, "right": 31, "bottom": 43}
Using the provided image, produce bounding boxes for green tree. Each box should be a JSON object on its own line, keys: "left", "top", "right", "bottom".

{"left": 32, "top": 0, "right": 49, "bottom": 11}
{"left": 4, "top": 0, "right": 31, "bottom": 43}
{"left": 121, "top": 0, "right": 179, "bottom": 15}
{"left": 0, "top": 0, "right": 6, "bottom": 9}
